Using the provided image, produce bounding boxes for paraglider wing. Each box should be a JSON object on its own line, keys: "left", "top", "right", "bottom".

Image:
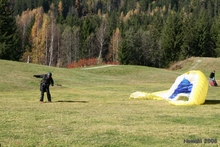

{"left": 130, "top": 70, "right": 208, "bottom": 106}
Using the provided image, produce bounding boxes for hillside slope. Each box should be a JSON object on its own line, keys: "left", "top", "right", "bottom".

{"left": 169, "top": 57, "right": 220, "bottom": 78}
{"left": 1, "top": 58, "right": 220, "bottom": 147}
{"left": 0, "top": 60, "right": 176, "bottom": 92}
{"left": 0, "top": 57, "right": 219, "bottom": 92}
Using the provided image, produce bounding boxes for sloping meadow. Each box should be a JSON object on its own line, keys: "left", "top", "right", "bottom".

{"left": 0, "top": 59, "right": 220, "bottom": 146}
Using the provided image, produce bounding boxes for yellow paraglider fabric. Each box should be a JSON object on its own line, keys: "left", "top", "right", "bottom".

{"left": 129, "top": 70, "right": 208, "bottom": 106}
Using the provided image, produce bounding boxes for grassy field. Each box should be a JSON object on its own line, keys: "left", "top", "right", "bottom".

{"left": 0, "top": 57, "right": 220, "bottom": 147}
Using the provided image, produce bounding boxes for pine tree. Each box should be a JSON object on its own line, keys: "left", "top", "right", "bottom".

{"left": 81, "top": 15, "right": 100, "bottom": 58}
{"left": 181, "top": 13, "right": 197, "bottom": 58}
{"left": 194, "top": 7, "right": 214, "bottom": 57}
{"left": 211, "top": 10, "right": 220, "bottom": 57}
{"left": 150, "top": 11, "right": 165, "bottom": 67}
{"left": 118, "top": 27, "right": 135, "bottom": 65}
{"left": 56, "top": 1, "right": 64, "bottom": 24}
{"left": 161, "top": 11, "right": 183, "bottom": 67}
{"left": 0, "top": 0, "right": 20, "bottom": 60}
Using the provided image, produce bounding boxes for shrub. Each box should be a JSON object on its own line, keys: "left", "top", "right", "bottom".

{"left": 67, "top": 58, "right": 98, "bottom": 68}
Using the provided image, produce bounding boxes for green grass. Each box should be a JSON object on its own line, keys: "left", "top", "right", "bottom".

{"left": 0, "top": 57, "right": 220, "bottom": 147}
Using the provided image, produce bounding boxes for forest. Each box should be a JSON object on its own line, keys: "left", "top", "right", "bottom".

{"left": 1, "top": 0, "right": 220, "bottom": 68}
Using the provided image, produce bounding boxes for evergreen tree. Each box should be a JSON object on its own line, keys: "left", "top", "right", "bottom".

{"left": 65, "top": 14, "right": 81, "bottom": 27}
{"left": 118, "top": 28, "right": 135, "bottom": 65}
{"left": 0, "top": 0, "right": 21, "bottom": 60}
{"left": 139, "top": 0, "right": 151, "bottom": 12}
{"left": 161, "top": 11, "right": 183, "bottom": 67}
{"left": 56, "top": 1, "right": 64, "bottom": 24}
{"left": 118, "top": 27, "right": 146, "bottom": 65}
{"left": 194, "top": 7, "right": 214, "bottom": 57}
{"left": 181, "top": 13, "right": 198, "bottom": 58}
{"left": 80, "top": 15, "right": 100, "bottom": 58}
{"left": 211, "top": 10, "right": 220, "bottom": 57}
{"left": 81, "top": 16, "right": 94, "bottom": 58}
{"left": 107, "top": 10, "right": 118, "bottom": 36}
{"left": 133, "top": 28, "right": 149, "bottom": 66}
{"left": 8, "top": 0, "right": 220, "bottom": 67}
{"left": 150, "top": 11, "right": 164, "bottom": 67}
{"left": 118, "top": 39, "right": 130, "bottom": 65}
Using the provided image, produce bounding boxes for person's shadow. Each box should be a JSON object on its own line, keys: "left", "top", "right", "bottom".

{"left": 204, "top": 100, "right": 220, "bottom": 105}
{"left": 55, "top": 100, "right": 88, "bottom": 103}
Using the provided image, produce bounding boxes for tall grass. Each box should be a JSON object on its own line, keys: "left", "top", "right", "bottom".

{"left": 0, "top": 58, "right": 220, "bottom": 147}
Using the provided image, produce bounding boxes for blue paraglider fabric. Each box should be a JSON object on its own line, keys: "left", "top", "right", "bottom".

{"left": 169, "top": 78, "right": 193, "bottom": 99}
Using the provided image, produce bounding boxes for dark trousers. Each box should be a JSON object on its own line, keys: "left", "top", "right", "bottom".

{"left": 40, "top": 85, "right": 51, "bottom": 102}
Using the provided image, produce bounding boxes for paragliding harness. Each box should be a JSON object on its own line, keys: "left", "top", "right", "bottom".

{"left": 209, "top": 71, "right": 218, "bottom": 86}
{"left": 40, "top": 75, "right": 48, "bottom": 92}
{"left": 209, "top": 78, "right": 218, "bottom": 86}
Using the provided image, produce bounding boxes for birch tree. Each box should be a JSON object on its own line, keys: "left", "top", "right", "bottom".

{"left": 96, "top": 19, "right": 108, "bottom": 63}
{"left": 72, "top": 26, "right": 80, "bottom": 62}
{"left": 48, "top": 4, "right": 56, "bottom": 66}
{"left": 16, "top": 9, "right": 34, "bottom": 56}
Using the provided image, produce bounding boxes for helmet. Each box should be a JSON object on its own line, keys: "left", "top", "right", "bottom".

{"left": 47, "top": 72, "right": 52, "bottom": 77}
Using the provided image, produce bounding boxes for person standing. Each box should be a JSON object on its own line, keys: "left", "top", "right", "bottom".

{"left": 34, "top": 72, "right": 54, "bottom": 102}
{"left": 209, "top": 70, "right": 218, "bottom": 86}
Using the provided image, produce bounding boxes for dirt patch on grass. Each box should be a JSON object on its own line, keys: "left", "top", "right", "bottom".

{"left": 168, "top": 57, "right": 220, "bottom": 71}
{"left": 169, "top": 59, "right": 189, "bottom": 70}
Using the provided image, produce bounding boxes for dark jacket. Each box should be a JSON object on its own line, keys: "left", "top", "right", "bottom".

{"left": 34, "top": 74, "right": 54, "bottom": 91}
{"left": 209, "top": 72, "right": 215, "bottom": 79}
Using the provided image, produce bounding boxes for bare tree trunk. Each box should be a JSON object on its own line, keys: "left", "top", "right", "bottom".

{"left": 45, "top": 28, "right": 48, "bottom": 64}
{"left": 73, "top": 27, "right": 80, "bottom": 63}
{"left": 49, "top": 21, "right": 54, "bottom": 66}
{"left": 96, "top": 20, "right": 107, "bottom": 63}
{"left": 49, "top": 10, "right": 55, "bottom": 66}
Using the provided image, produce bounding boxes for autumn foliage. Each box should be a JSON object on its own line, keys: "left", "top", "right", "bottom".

{"left": 67, "top": 58, "right": 98, "bottom": 68}
{"left": 67, "top": 58, "right": 119, "bottom": 68}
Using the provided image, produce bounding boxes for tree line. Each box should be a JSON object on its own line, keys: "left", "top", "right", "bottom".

{"left": 1, "top": 0, "right": 220, "bottom": 68}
